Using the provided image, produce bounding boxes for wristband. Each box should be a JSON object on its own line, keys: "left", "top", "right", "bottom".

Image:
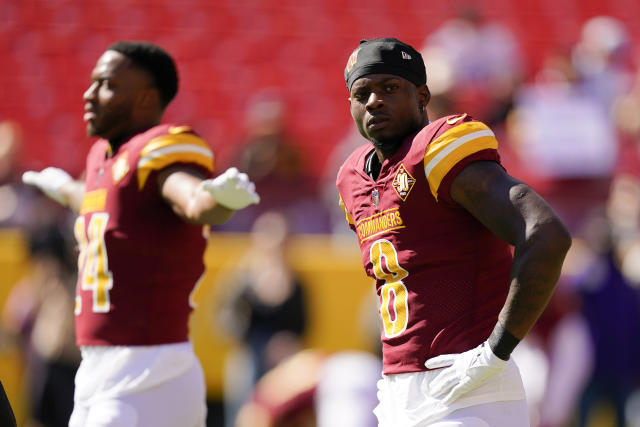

{"left": 487, "top": 322, "right": 520, "bottom": 361}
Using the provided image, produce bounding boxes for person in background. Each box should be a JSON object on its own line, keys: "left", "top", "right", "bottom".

{"left": 233, "top": 349, "right": 382, "bottom": 427}
{"left": 22, "top": 40, "right": 259, "bottom": 427}
{"left": 573, "top": 211, "right": 640, "bottom": 426}
{"left": 420, "top": 6, "right": 524, "bottom": 126}
{"left": 0, "top": 120, "right": 65, "bottom": 229}
{"left": 219, "top": 211, "right": 307, "bottom": 426}
{"left": 2, "top": 225, "right": 79, "bottom": 427}
{"left": 337, "top": 37, "right": 571, "bottom": 426}
{"left": 223, "top": 90, "right": 329, "bottom": 233}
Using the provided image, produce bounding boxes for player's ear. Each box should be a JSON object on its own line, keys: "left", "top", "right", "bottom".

{"left": 417, "top": 84, "right": 430, "bottom": 109}
{"left": 138, "top": 87, "right": 161, "bottom": 110}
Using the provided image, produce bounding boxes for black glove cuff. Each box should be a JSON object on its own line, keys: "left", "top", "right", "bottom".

{"left": 487, "top": 322, "right": 520, "bottom": 361}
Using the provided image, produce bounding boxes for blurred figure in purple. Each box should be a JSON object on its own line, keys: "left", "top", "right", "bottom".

{"left": 572, "top": 207, "right": 640, "bottom": 427}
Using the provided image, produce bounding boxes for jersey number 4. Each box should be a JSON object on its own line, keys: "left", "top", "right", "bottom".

{"left": 370, "top": 239, "right": 409, "bottom": 338}
{"left": 74, "top": 213, "right": 114, "bottom": 314}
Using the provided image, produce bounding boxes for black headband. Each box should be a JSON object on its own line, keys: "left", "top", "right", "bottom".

{"left": 344, "top": 38, "right": 427, "bottom": 91}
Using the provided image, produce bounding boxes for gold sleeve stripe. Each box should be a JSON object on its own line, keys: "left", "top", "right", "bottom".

{"left": 138, "top": 144, "right": 214, "bottom": 170}
{"left": 423, "top": 124, "right": 497, "bottom": 199}
{"left": 338, "top": 195, "right": 354, "bottom": 225}
{"left": 79, "top": 189, "right": 107, "bottom": 214}
{"left": 140, "top": 133, "right": 211, "bottom": 157}
{"left": 137, "top": 148, "right": 215, "bottom": 190}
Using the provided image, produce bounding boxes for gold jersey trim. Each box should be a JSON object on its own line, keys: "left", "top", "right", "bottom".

{"left": 79, "top": 189, "right": 107, "bottom": 214}
{"left": 137, "top": 132, "right": 214, "bottom": 190}
{"left": 338, "top": 194, "right": 355, "bottom": 225}
{"left": 423, "top": 121, "right": 497, "bottom": 200}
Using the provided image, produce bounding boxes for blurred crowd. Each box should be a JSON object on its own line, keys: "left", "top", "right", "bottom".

{"left": 2, "top": 7, "right": 640, "bottom": 427}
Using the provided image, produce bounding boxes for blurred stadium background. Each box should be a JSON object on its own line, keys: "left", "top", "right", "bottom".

{"left": 2, "top": 0, "right": 640, "bottom": 426}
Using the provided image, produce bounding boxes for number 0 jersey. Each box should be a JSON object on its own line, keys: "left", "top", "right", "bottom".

{"left": 336, "top": 115, "right": 513, "bottom": 375}
{"left": 74, "top": 124, "right": 214, "bottom": 346}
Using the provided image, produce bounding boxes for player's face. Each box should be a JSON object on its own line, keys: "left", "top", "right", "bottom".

{"left": 83, "top": 50, "right": 152, "bottom": 141}
{"left": 349, "top": 74, "right": 425, "bottom": 154}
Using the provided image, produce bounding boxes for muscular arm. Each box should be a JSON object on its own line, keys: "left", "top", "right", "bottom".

{"left": 158, "top": 166, "right": 234, "bottom": 225}
{"left": 450, "top": 161, "right": 572, "bottom": 340}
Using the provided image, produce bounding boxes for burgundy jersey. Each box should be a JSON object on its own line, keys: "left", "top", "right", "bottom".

{"left": 336, "top": 115, "right": 513, "bottom": 375}
{"left": 74, "top": 124, "right": 214, "bottom": 346}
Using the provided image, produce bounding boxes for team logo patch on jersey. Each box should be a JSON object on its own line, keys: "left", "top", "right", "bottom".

{"left": 392, "top": 164, "right": 416, "bottom": 201}
{"left": 112, "top": 152, "right": 129, "bottom": 184}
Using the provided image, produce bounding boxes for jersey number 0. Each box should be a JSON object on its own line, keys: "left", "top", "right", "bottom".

{"left": 74, "top": 213, "right": 114, "bottom": 314}
{"left": 370, "top": 239, "right": 409, "bottom": 338}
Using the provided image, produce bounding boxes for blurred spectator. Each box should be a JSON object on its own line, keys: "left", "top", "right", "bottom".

{"left": 610, "top": 69, "right": 640, "bottom": 235}
{"left": 2, "top": 224, "right": 80, "bottom": 427}
{"left": 315, "top": 351, "right": 381, "bottom": 427}
{"left": 606, "top": 48, "right": 640, "bottom": 289}
{"left": 234, "top": 349, "right": 381, "bottom": 427}
{"left": 505, "top": 46, "right": 617, "bottom": 231}
{"left": 507, "top": 47, "right": 618, "bottom": 181}
{"left": 573, "top": 208, "right": 640, "bottom": 427}
{"left": 222, "top": 90, "right": 330, "bottom": 233}
{"left": 0, "top": 120, "right": 64, "bottom": 229}
{"left": 420, "top": 5, "right": 525, "bottom": 126}
{"left": 219, "top": 211, "right": 308, "bottom": 426}
{"left": 527, "top": 239, "right": 594, "bottom": 427}
{"left": 572, "top": 16, "right": 635, "bottom": 114}
{"left": 522, "top": 205, "right": 640, "bottom": 427}
{"left": 234, "top": 349, "right": 325, "bottom": 427}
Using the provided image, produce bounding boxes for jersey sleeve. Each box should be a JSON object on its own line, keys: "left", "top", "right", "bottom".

{"left": 338, "top": 193, "right": 356, "bottom": 231}
{"left": 136, "top": 126, "right": 215, "bottom": 190}
{"left": 423, "top": 119, "right": 500, "bottom": 204}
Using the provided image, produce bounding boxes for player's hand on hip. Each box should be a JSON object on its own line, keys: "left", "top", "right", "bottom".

{"left": 202, "top": 167, "right": 260, "bottom": 210}
{"left": 22, "top": 167, "right": 72, "bottom": 205}
{"left": 424, "top": 342, "right": 507, "bottom": 405}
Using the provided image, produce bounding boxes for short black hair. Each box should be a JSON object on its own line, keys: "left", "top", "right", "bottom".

{"left": 108, "top": 40, "right": 179, "bottom": 108}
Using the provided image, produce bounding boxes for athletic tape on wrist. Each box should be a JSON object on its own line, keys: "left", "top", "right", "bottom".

{"left": 487, "top": 322, "right": 520, "bottom": 361}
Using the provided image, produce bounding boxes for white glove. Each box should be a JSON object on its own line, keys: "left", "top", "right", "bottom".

{"left": 22, "top": 167, "right": 72, "bottom": 205}
{"left": 424, "top": 342, "right": 507, "bottom": 405}
{"left": 202, "top": 167, "right": 260, "bottom": 210}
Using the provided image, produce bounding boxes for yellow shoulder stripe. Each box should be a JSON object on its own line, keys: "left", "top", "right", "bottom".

{"left": 137, "top": 133, "right": 214, "bottom": 190}
{"left": 423, "top": 121, "right": 497, "bottom": 200}
{"left": 140, "top": 133, "right": 211, "bottom": 157}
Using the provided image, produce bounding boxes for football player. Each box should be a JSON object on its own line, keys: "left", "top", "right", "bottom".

{"left": 23, "top": 41, "right": 259, "bottom": 427}
{"left": 337, "top": 38, "right": 571, "bottom": 426}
